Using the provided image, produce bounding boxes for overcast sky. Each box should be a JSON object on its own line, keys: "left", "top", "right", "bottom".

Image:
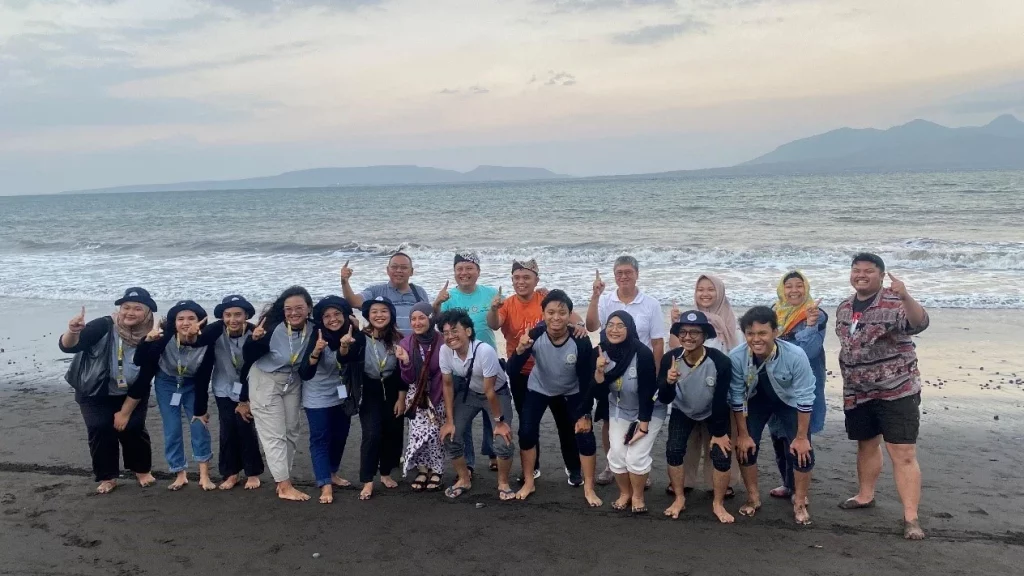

{"left": 2, "top": 0, "right": 1023, "bottom": 195}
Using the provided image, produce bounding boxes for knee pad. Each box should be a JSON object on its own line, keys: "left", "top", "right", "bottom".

{"left": 787, "top": 448, "right": 815, "bottom": 473}
{"left": 576, "top": 431, "right": 597, "bottom": 457}
{"left": 710, "top": 444, "right": 732, "bottom": 472}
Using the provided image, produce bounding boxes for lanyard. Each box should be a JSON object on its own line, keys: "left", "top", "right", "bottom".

{"left": 745, "top": 344, "right": 777, "bottom": 389}
{"left": 286, "top": 323, "right": 307, "bottom": 368}
{"left": 114, "top": 335, "right": 127, "bottom": 388}
{"left": 224, "top": 329, "right": 244, "bottom": 369}
{"left": 175, "top": 335, "right": 186, "bottom": 388}
{"left": 368, "top": 336, "right": 389, "bottom": 375}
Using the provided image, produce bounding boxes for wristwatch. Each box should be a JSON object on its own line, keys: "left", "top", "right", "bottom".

{"left": 493, "top": 414, "right": 506, "bottom": 424}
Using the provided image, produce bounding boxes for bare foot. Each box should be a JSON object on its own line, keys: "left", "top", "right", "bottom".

{"left": 794, "top": 503, "right": 812, "bottom": 525}
{"left": 319, "top": 485, "right": 334, "bottom": 504}
{"left": 218, "top": 475, "right": 239, "bottom": 491}
{"left": 244, "top": 477, "right": 261, "bottom": 490}
{"left": 584, "top": 488, "right": 603, "bottom": 508}
{"left": 277, "top": 484, "right": 310, "bottom": 501}
{"left": 664, "top": 497, "right": 686, "bottom": 519}
{"left": 515, "top": 481, "right": 536, "bottom": 501}
{"left": 331, "top": 474, "right": 351, "bottom": 488}
{"left": 168, "top": 472, "right": 189, "bottom": 491}
{"left": 612, "top": 494, "right": 631, "bottom": 511}
{"left": 135, "top": 472, "right": 156, "bottom": 488}
{"left": 199, "top": 476, "right": 217, "bottom": 491}
{"left": 380, "top": 475, "right": 398, "bottom": 489}
{"left": 713, "top": 502, "right": 735, "bottom": 524}
{"left": 738, "top": 500, "right": 761, "bottom": 517}
{"left": 96, "top": 480, "right": 117, "bottom": 494}
{"left": 359, "top": 482, "right": 374, "bottom": 501}
{"left": 904, "top": 519, "right": 926, "bottom": 540}
{"left": 769, "top": 485, "right": 792, "bottom": 498}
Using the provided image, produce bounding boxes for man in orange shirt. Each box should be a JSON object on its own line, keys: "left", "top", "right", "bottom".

{"left": 487, "top": 258, "right": 588, "bottom": 484}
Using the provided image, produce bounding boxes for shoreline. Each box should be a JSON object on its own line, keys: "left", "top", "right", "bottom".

{"left": 1, "top": 297, "right": 1022, "bottom": 574}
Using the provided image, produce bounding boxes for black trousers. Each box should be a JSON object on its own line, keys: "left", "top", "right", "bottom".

{"left": 359, "top": 382, "right": 405, "bottom": 483}
{"left": 509, "top": 371, "right": 540, "bottom": 468}
{"left": 215, "top": 396, "right": 265, "bottom": 479}
{"left": 78, "top": 395, "right": 152, "bottom": 482}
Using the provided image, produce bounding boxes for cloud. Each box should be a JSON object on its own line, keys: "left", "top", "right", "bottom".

{"left": 545, "top": 71, "right": 576, "bottom": 86}
{"left": 612, "top": 19, "right": 707, "bottom": 45}
{"left": 549, "top": 0, "right": 678, "bottom": 12}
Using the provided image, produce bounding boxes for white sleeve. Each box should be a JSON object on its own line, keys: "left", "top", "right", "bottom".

{"left": 648, "top": 298, "right": 667, "bottom": 340}
{"left": 439, "top": 345, "right": 454, "bottom": 375}
{"left": 478, "top": 343, "right": 501, "bottom": 378}
{"left": 597, "top": 293, "right": 611, "bottom": 326}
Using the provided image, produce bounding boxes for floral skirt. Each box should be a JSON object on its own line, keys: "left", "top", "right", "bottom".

{"left": 402, "top": 384, "right": 446, "bottom": 477}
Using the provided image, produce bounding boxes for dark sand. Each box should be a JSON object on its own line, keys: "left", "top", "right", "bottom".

{"left": 1, "top": 301, "right": 1023, "bottom": 575}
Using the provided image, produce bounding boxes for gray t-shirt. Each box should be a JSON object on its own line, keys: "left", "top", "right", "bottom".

{"left": 254, "top": 323, "right": 313, "bottom": 375}
{"left": 212, "top": 327, "right": 248, "bottom": 400}
{"left": 303, "top": 346, "right": 343, "bottom": 409}
{"left": 440, "top": 341, "right": 507, "bottom": 394}
{"left": 158, "top": 338, "right": 207, "bottom": 381}
{"left": 670, "top": 354, "right": 720, "bottom": 421}
{"left": 527, "top": 333, "right": 586, "bottom": 397}
{"left": 364, "top": 337, "right": 398, "bottom": 380}
{"left": 360, "top": 283, "right": 431, "bottom": 334}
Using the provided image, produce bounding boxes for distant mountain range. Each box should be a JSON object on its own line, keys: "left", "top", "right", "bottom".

{"left": 63, "top": 115, "right": 1024, "bottom": 194}
{"left": 641, "top": 114, "right": 1024, "bottom": 179}
{"left": 64, "top": 165, "right": 567, "bottom": 194}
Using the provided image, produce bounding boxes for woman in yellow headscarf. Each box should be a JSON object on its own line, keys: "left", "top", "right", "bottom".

{"left": 768, "top": 271, "right": 827, "bottom": 499}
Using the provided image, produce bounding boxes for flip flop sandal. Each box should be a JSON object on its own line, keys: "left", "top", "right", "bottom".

{"left": 410, "top": 474, "right": 427, "bottom": 492}
{"left": 426, "top": 474, "right": 443, "bottom": 492}
{"left": 838, "top": 498, "right": 875, "bottom": 510}
{"left": 445, "top": 485, "right": 471, "bottom": 499}
{"left": 612, "top": 500, "right": 630, "bottom": 511}
{"left": 498, "top": 488, "right": 517, "bottom": 501}
{"left": 489, "top": 460, "right": 499, "bottom": 472}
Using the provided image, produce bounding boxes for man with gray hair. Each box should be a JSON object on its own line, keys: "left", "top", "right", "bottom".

{"left": 586, "top": 255, "right": 667, "bottom": 485}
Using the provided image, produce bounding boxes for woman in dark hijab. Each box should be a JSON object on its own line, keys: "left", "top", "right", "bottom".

{"left": 594, "top": 310, "right": 661, "bottom": 513}
{"left": 396, "top": 302, "right": 446, "bottom": 492}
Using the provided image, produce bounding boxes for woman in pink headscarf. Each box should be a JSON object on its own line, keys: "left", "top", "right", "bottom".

{"left": 667, "top": 274, "right": 742, "bottom": 497}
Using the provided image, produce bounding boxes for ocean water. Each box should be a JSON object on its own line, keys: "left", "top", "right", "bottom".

{"left": 1, "top": 171, "right": 1022, "bottom": 309}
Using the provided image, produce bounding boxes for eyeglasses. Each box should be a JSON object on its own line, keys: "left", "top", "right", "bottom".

{"left": 388, "top": 265, "right": 411, "bottom": 271}
{"left": 442, "top": 330, "right": 463, "bottom": 338}
{"left": 605, "top": 322, "right": 627, "bottom": 330}
{"left": 678, "top": 329, "right": 705, "bottom": 339}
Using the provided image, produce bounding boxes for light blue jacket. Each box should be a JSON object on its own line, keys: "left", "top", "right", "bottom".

{"left": 729, "top": 339, "right": 816, "bottom": 414}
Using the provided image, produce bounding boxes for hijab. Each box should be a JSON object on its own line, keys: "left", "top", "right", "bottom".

{"left": 694, "top": 273, "right": 739, "bottom": 350}
{"left": 599, "top": 310, "right": 641, "bottom": 385}
{"left": 112, "top": 308, "right": 154, "bottom": 348}
{"left": 409, "top": 303, "right": 440, "bottom": 378}
{"left": 774, "top": 270, "right": 813, "bottom": 337}
{"left": 316, "top": 304, "right": 353, "bottom": 351}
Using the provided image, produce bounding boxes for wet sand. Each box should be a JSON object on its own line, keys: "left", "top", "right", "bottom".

{"left": 1, "top": 298, "right": 1023, "bottom": 575}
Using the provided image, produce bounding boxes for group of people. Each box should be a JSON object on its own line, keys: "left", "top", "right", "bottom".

{"left": 58, "top": 250, "right": 930, "bottom": 539}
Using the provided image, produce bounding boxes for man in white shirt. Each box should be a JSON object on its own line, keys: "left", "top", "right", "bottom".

{"left": 585, "top": 255, "right": 666, "bottom": 485}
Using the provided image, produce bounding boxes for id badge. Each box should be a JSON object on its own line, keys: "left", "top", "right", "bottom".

{"left": 116, "top": 375, "right": 128, "bottom": 389}
{"left": 170, "top": 392, "right": 182, "bottom": 407}
{"left": 337, "top": 385, "right": 349, "bottom": 400}
{"left": 232, "top": 382, "right": 244, "bottom": 395}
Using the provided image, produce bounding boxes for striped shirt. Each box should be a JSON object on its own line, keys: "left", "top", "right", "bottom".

{"left": 835, "top": 288, "right": 929, "bottom": 409}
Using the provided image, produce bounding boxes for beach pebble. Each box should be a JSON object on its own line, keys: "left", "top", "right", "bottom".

{"left": 312, "top": 553, "right": 321, "bottom": 559}
{"left": 475, "top": 503, "right": 485, "bottom": 509}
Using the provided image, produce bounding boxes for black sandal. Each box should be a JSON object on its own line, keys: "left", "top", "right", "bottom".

{"left": 410, "top": 473, "right": 427, "bottom": 492}
{"left": 425, "top": 473, "right": 442, "bottom": 492}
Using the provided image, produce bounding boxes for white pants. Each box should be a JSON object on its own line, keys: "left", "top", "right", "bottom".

{"left": 607, "top": 417, "right": 664, "bottom": 475}
{"left": 248, "top": 366, "right": 302, "bottom": 482}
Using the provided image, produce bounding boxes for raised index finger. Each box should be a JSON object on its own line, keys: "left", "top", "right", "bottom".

{"left": 80, "top": 305, "right": 86, "bottom": 318}
{"left": 257, "top": 318, "right": 266, "bottom": 328}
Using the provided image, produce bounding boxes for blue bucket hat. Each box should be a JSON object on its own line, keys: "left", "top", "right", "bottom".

{"left": 166, "top": 300, "right": 208, "bottom": 326}
{"left": 114, "top": 287, "right": 158, "bottom": 313}
{"left": 671, "top": 310, "right": 718, "bottom": 340}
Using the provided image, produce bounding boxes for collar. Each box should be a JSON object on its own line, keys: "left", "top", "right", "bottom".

{"left": 609, "top": 289, "right": 645, "bottom": 305}
{"left": 449, "top": 342, "right": 478, "bottom": 361}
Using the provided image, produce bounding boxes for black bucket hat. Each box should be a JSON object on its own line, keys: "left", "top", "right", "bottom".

{"left": 314, "top": 295, "right": 353, "bottom": 322}
{"left": 166, "top": 300, "right": 208, "bottom": 326}
{"left": 361, "top": 295, "right": 397, "bottom": 323}
{"left": 214, "top": 294, "right": 256, "bottom": 319}
{"left": 114, "top": 287, "right": 158, "bottom": 313}
{"left": 671, "top": 309, "right": 718, "bottom": 340}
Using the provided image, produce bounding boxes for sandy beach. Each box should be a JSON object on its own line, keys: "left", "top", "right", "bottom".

{"left": 1, "top": 298, "right": 1023, "bottom": 575}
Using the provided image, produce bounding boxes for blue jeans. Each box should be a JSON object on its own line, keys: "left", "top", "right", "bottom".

{"left": 462, "top": 411, "right": 495, "bottom": 470}
{"left": 741, "top": 396, "right": 815, "bottom": 473}
{"left": 154, "top": 372, "right": 212, "bottom": 473}
{"left": 305, "top": 405, "right": 352, "bottom": 487}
